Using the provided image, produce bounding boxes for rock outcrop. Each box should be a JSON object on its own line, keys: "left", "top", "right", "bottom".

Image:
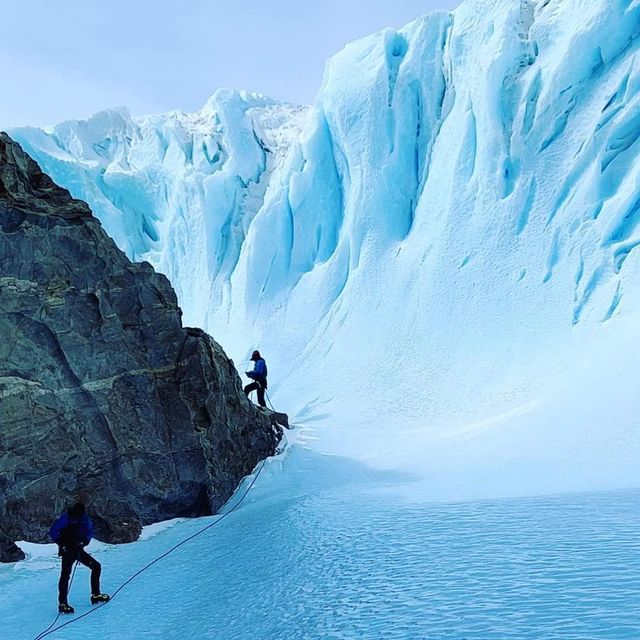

{"left": 0, "top": 133, "right": 284, "bottom": 562}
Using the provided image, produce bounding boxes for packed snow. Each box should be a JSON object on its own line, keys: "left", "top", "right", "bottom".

{"left": 10, "top": 0, "right": 640, "bottom": 501}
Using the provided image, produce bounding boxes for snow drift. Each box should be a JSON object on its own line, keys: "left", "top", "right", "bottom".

{"left": 10, "top": 0, "right": 640, "bottom": 499}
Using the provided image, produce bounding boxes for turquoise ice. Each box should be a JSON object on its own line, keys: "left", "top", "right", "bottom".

{"left": 3, "top": 443, "right": 640, "bottom": 639}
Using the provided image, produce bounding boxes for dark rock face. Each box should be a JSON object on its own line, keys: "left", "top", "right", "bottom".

{"left": 0, "top": 133, "right": 284, "bottom": 562}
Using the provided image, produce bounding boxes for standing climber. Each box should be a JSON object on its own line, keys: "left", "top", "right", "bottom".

{"left": 244, "top": 350, "right": 268, "bottom": 408}
{"left": 49, "top": 502, "right": 110, "bottom": 614}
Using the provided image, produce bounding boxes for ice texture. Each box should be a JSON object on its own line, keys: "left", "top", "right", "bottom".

{"left": 10, "top": 0, "right": 640, "bottom": 499}
{"left": 11, "top": 92, "right": 309, "bottom": 327}
{"left": 3, "top": 460, "right": 640, "bottom": 639}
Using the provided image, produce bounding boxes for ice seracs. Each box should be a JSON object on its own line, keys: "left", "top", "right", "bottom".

{"left": 12, "top": 90, "right": 309, "bottom": 327}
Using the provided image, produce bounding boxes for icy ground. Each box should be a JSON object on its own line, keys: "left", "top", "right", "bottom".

{"left": 2, "top": 441, "right": 640, "bottom": 639}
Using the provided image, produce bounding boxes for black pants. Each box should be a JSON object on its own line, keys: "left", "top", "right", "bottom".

{"left": 244, "top": 381, "right": 266, "bottom": 407}
{"left": 59, "top": 549, "right": 101, "bottom": 603}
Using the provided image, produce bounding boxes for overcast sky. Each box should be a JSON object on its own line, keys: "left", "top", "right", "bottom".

{"left": 1, "top": 0, "right": 457, "bottom": 128}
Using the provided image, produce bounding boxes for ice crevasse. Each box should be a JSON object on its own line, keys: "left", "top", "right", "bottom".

{"left": 10, "top": 0, "right": 640, "bottom": 499}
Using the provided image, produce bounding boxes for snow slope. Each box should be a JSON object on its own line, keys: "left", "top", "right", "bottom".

{"left": 10, "top": 0, "right": 640, "bottom": 499}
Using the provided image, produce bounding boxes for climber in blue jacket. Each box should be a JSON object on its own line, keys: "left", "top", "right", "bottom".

{"left": 244, "top": 350, "right": 268, "bottom": 407}
{"left": 49, "top": 502, "right": 110, "bottom": 614}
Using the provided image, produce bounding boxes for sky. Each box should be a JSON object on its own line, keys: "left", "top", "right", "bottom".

{"left": 0, "top": 0, "right": 457, "bottom": 128}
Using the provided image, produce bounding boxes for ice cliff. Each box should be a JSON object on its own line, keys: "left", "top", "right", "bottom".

{"left": 10, "top": 0, "right": 640, "bottom": 498}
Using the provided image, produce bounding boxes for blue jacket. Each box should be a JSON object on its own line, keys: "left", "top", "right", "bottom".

{"left": 247, "top": 358, "right": 267, "bottom": 386}
{"left": 49, "top": 512, "right": 93, "bottom": 547}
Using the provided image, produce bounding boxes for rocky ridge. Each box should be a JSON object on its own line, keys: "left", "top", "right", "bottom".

{"left": 0, "top": 132, "right": 285, "bottom": 562}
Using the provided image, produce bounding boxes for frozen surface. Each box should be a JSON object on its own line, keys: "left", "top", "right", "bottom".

{"left": 2, "top": 448, "right": 640, "bottom": 640}
{"left": 11, "top": 0, "right": 640, "bottom": 501}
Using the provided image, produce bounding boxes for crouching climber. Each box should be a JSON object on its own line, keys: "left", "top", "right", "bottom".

{"left": 49, "top": 502, "right": 110, "bottom": 614}
{"left": 244, "top": 350, "right": 268, "bottom": 408}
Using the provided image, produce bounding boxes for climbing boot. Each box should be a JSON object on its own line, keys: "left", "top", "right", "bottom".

{"left": 58, "top": 602, "right": 74, "bottom": 614}
{"left": 90, "top": 593, "right": 111, "bottom": 605}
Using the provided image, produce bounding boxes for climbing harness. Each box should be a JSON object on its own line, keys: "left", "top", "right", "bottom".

{"left": 32, "top": 458, "right": 267, "bottom": 640}
{"left": 243, "top": 357, "right": 274, "bottom": 410}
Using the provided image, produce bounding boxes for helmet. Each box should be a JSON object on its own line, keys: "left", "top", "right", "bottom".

{"left": 251, "top": 350, "right": 261, "bottom": 361}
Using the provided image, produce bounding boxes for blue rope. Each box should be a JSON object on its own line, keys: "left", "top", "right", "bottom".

{"left": 32, "top": 459, "right": 267, "bottom": 640}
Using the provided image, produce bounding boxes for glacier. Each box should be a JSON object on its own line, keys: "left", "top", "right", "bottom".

{"left": 5, "top": 0, "right": 640, "bottom": 638}
{"left": 10, "top": 92, "right": 308, "bottom": 328}
{"left": 9, "top": 0, "right": 640, "bottom": 501}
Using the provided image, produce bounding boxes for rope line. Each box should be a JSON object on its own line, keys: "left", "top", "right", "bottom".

{"left": 32, "top": 458, "right": 267, "bottom": 640}
{"left": 265, "top": 389, "right": 277, "bottom": 413}
{"left": 34, "top": 560, "right": 79, "bottom": 640}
